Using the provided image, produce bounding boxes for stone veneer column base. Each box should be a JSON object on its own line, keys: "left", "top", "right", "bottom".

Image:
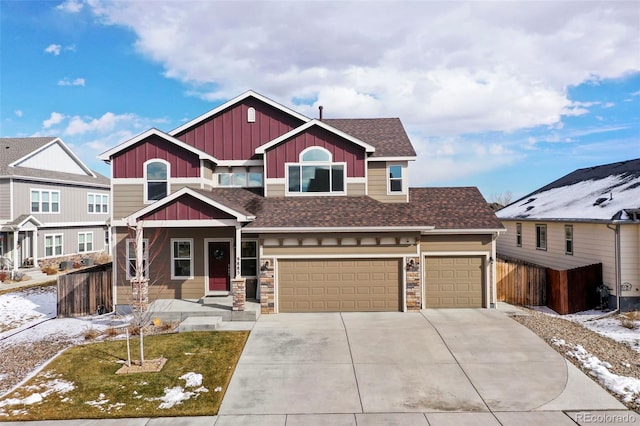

{"left": 405, "top": 256, "right": 421, "bottom": 311}
{"left": 259, "top": 257, "right": 275, "bottom": 314}
{"left": 231, "top": 277, "right": 246, "bottom": 311}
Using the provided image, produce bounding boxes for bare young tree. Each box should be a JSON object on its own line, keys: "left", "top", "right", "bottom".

{"left": 490, "top": 191, "right": 513, "bottom": 209}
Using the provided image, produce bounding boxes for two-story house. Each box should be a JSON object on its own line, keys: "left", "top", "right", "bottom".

{"left": 0, "top": 137, "right": 110, "bottom": 270}
{"left": 99, "top": 90, "right": 504, "bottom": 314}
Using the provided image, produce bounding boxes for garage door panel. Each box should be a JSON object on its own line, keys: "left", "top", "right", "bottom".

{"left": 278, "top": 259, "right": 400, "bottom": 312}
{"left": 425, "top": 256, "right": 484, "bottom": 308}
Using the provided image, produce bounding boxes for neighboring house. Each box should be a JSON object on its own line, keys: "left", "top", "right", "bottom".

{"left": 0, "top": 137, "right": 110, "bottom": 270}
{"left": 496, "top": 158, "right": 640, "bottom": 311}
{"left": 99, "top": 90, "right": 504, "bottom": 314}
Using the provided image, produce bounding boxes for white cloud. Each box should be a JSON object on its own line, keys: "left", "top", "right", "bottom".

{"left": 14, "top": 110, "right": 23, "bottom": 118}
{"left": 43, "top": 112, "right": 65, "bottom": 129}
{"left": 64, "top": 112, "right": 138, "bottom": 136}
{"left": 58, "top": 78, "right": 86, "bottom": 87}
{"left": 44, "top": 44, "right": 61, "bottom": 56}
{"left": 56, "top": 0, "right": 83, "bottom": 13}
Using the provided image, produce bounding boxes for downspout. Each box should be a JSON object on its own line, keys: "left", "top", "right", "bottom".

{"left": 606, "top": 223, "right": 621, "bottom": 313}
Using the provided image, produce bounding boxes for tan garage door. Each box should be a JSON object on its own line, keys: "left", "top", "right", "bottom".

{"left": 425, "top": 256, "right": 484, "bottom": 308}
{"left": 278, "top": 259, "right": 401, "bottom": 312}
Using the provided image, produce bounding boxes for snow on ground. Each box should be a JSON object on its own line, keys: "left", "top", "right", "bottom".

{"left": 0, "top": 371, "right": 75, "bottom": 417}
{"left": 0, "top": 287, "right": 57, "bottom": 333}
{"left": 155, "top": 372, "right": 209, "bottom": 409}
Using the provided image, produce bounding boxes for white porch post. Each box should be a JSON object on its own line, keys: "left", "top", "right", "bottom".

{"left": 12, "top": 229, "right": 18, "bottom": 271}
{"left": 33, "top": 229, "right": 39, "bottom": 266}
{"left": 235, "top": 225, "right": 242, "bottom": 278}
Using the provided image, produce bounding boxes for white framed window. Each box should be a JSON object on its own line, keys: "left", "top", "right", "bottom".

{"left": 516, "top": 223, "right": 522, "bottom": 247}
{"left": 171, "top": 238, "right": 193, "bottom": 279}
{"left": 31, "top": 189, "right": 60, "bottom": 213}
{"left": 565, "top": 225, "right": 573, "bottom": 255}
{"left": 240, "top": 240, "right": 258, "bottom": 277}
{"left": 286, "top": 147, "right": 346, "bottom": 195}
{"left": 144, "top": 159, "right": 169, "bottom": 203}
{"left": 126, "top": 238, "right": 149, "bottom": 279}
{"left": 536, "top": 224, "right": 547, "bottom": 251}
{"left": 44, "top": 234, "right": 63, "bottom": 257}
{"left": 78, "top": 232, "right": 93, "bottom": 253}
{"left": 88, "top": 193, "right": 109, "bottom": 214}
{"left": 387, "top": 164, "right": 405, "bottom": 194}
{"left": 247, "top": 107, "right": 256, "bottom": 123}
{"left": 216, "top": 167, "right": 263, "bottom": 188}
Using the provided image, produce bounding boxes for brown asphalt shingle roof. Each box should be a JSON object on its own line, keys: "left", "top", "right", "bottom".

{"left": 323, "top": 118, "right": 416, "bottom": 158}
{"left": 191, "top": 186, "right": 504, "bottom": 231}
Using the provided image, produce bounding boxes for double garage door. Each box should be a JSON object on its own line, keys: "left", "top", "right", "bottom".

{"left": 278, "top": 259, "right": 401, "bottom": 312}
{"left": 424, "top": 256, "right": 484, "bottom": 308}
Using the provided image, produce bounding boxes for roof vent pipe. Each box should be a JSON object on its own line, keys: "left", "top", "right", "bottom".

{"left": 319, "top": 105, "right": 323, "bottom": 121}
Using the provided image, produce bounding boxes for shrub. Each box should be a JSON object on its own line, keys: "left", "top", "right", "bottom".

{"left": 72, "top": 261, "right": 82, "bottom": 269}
{"left": 0, "top": 271, "right": 8, "bottom": 282}
{"left": 82, "top": 327, "right": 100, "bottom": 340}
{"left": 104, "top": 326, "right": 119, "bottom": 338}
{"left": 41, "top": 266, "right": 58, "bottom": 275}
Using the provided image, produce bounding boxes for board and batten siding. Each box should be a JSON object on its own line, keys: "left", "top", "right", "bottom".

{"left": 0, "top": 179, "right": 10, "bottom": 220}
{"left": 497, "top": 220, "right": 617, "bottom": 291}
{"left": 12, "top": 179, "right": 109, "bottom": 224}
{"left": 367, "top": 161, "right": 407, "bottom": 203}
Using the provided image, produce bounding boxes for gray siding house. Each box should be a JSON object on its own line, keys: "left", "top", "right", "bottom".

{"left": 0, "top": 137, "right": 110, "bottom": 269}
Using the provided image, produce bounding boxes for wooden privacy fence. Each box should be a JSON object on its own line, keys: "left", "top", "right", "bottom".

{"left": 57, "top": 263, "right": 112, "bottom": 318}
{"left": 497, "top": 259, "right": 547, "bottom": 306}
{"left": 547, "top": 263, "right": 602, "bottom": 315}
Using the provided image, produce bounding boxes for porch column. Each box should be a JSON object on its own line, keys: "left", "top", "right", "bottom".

{"left": 234, "top": 224, "right": 242, "bottom": 278}
{"left": 32, "top": 230, "right": 39, "bottom": 266}
{"left": 12, "top": 229, "right": 18, "bottom": 271}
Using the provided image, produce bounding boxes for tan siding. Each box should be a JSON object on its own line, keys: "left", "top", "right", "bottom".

{"left": 0, "top": 179, "right": 10, "bottom": 219}
{"left": 620, "top": 224, "right": 640, "bottom": 296}
{"left": 266, "top": 182, "right": 285, "bottom": 197}
{"left": 346, "top": 181, "right": 366, "bottom": 196}
{"left": 113, "top": 183, "right": 145, "bottom": 218}
{"left": 421, "top": 234, "right": 492, "bottom": 252}
{"left": 497, "top": 220, "right": 617, "bottom": 291}
{"left": 367, "top": 161, "right": 407, "bottom": 203}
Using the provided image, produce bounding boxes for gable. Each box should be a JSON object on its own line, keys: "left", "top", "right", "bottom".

{"left": 112, "top": 134, "right": 201, "bottom": 179}
{"left": 140, "top": 194, "right": 237, "bottom": 221}
{"left": 11, "top": 138, "right": 94, "bottom": 176}
{"left": 172, "top": 95, "right": 307, "bottom": 161}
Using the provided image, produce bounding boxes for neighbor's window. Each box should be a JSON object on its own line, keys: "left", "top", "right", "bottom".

{"left": 171, "top": 239, "right": 193, "bottom": 279}
{"left": 388, "top": 164, "right": 404, "bottom": 193}
{"left": 88, "top": 193, "right": 109, "bottom": 213}
{"left": 31, "top": 189, "right": 60, "bottom": 213}
{"left": 44, "top": 234, "right": 63, "bottom": 257}
{"left": 145, "top": 160, "right": 169, "bottom": 202}
{"left": 287, "top": 147, "right": 345, "bottom": 194}
{"left": 565, "top": 225, "right": 573, "bottom": 255}
{"left": 126, "top": 238, "right": 149, "bottom": 279}
{"left": 535, "top": 224, "right": 547, "bottom": 251}
{"left": 78, "top": 232, "right": 93, "bottom": 253}
{"left": 240, "top": 240, "right": 258, "bottom": 276}
{"left": 516, "top": 223, "right": 522, "bottom": 247}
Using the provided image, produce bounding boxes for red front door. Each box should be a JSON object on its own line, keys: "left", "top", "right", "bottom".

{"left": 208, "top": 241, "right": 230, "bottom": 292}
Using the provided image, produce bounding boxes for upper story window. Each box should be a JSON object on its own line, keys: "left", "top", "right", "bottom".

{"left": 565, "top": 225, "right": 573, "bottom": 255}
{"left": 387, "top": 164, "right": 405, "bottom": 193}
{"left": 31, "top": 189, "right": 60, "bottom": 213}
{"left": 216, "top": 167, "right": 263, "bottom": 188}
{"left": 88, "top": 193, "right": 109, "bottom": 214}
{"left": 516, "top": 223, "right": 522, "bottom": 247}
{"left": 145, "top": 159, "right": 169, "bottom": 203}
{"left": 286, "top": 147, "right": 345, "bottom": 195}
{"left": 536, "top": 224, "right": 547, "bottom": 251}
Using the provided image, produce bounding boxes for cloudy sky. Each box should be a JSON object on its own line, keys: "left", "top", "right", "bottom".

{"left": 1, "top": 0, "right": 638, "bottom": 200}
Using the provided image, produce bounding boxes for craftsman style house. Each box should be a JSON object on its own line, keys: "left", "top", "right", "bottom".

{"left": 0, "top": 137, "right": 110, "bottom": 270}
{"left": 99, "top": 90, "right": 504, "bottom": 314}
{"left": 497, "top": 159, "right": 640, "bottom": 311}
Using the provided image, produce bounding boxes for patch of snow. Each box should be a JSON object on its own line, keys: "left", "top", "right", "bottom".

{"left": 214, "top": 386, "right": 222, "bottom": 392}
{"left": 180, "top": 372, "right": 203, "bottom": 388}
{"left": 0, "top": 378, "right": 74, "bottom": 412}
{"left": 154, "top": 372, "right": 208, "bottom": 409}
{"left": 85, "top": 393, "right": 125, "bottom": 412}
{"left": 0, "top": 287, "right": 57, "bottom": 335}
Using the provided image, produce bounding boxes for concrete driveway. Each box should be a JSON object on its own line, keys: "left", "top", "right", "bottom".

{"left": 219, "top": 309, "right": 629, "bottom": 425}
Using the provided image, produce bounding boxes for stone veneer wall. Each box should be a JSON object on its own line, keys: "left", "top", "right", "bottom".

{"left": 405, "top": 256, "right": 421, "bottom": 311}
{"left": 231, "top": 277, "right": 246, "bottom": 311}
{"left": 259, "top": 257, "right": 275, "bottom": 314}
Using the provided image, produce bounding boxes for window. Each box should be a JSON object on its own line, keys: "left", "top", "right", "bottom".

{"left": 216, "top": 167, "right": 263, "bottom": 188}
{"left": 44, "top": 234, "right": 63, "bottom": 257}
{"left": 388, "top": 164, "right": 404, "bottom": 193}
{"left": 78, "top": 232, "right": 93, "bottom": 253}
{"left": 535, "top": 224, "right": 547, "bottom": 251}
{"left": 171, "top": 239, "right": 193, "bottom": 279}
{"left": 126, "top": 238, "right": 149, "bottom": 279}
{"left": 247, "top": 107, "right": 256, "bottom": 123}
{"left": 31, "top": 190, "right": 60, "bottom": 213}
{"left": 287, "top": 147, "right": 345, "bottom": 194}
{"left": 565, "top": 225, "right": 573, "bottom": 255}
{"left": 516, "top": 223, "right": 522, "bottom": 247}
{"left": 240, "top": 241, "right": 258, "bottom": 276}
{"left": 145, "top": 160, "right": 169, "bottom": 202}
{"left": 88, "top": 193, "right": 109, "bottom": 213}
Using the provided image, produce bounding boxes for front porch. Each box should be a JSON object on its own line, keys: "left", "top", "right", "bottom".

{"left": 147, "top": 296, "right": 261, "bottom": 323}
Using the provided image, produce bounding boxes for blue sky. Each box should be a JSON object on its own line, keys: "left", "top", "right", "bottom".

{"left": 1, "top": 0, "right": 638, "bottom": 202}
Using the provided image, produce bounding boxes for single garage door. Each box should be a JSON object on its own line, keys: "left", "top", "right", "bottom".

{"left": 425, "top": 256, "right": 484, "bottom": 308}
{"left": 278, "top": 259, "right": 401, "bottom": 312}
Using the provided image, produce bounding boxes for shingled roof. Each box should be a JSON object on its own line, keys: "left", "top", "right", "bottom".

{"left": 324, "top": 118, "right": 416, "bottom": 158}
{"left": 0, "top": 137, "right": 109, "bottom": 186}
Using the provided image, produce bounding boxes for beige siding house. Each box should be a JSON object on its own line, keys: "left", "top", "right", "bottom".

{"left": 497, "top": 158, "right": 640, "bottom": 311}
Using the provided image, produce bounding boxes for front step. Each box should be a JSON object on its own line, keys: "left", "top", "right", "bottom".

{"left": 178, "top": 316, "right": 222, "bottom": 332}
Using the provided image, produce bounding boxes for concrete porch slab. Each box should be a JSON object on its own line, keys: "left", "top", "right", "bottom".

{"left": 148, "top": 298, "right": 260, "bottom": 322}
{"left": 177, "top": 316, "right": 221, "bottom": 332}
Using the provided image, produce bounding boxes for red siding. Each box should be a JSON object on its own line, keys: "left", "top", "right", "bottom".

{"left": 112, "top": 135, "right": 200, "bottom": 179}
{"left": 141, "top": 196, "right": 236, "bottom": 221}
{"left": 174, "top": 98, "right": 304, "bottom": 161}
{"left": 265, "top": 126, "right": 366, "bottom": 178}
